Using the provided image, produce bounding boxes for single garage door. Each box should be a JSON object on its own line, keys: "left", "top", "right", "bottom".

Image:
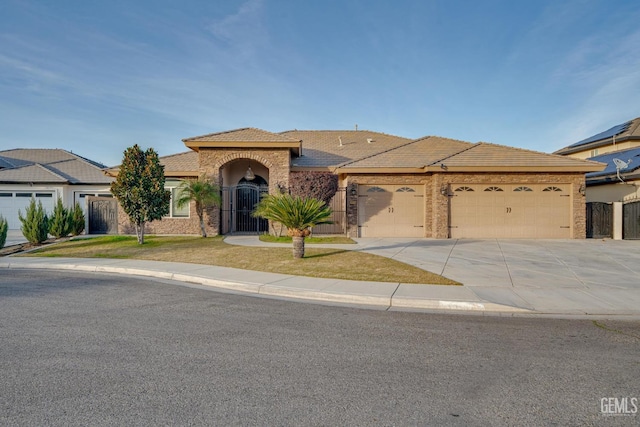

{"left": 0, "top": 191, "right": 55, "bottom": 229}
{"left": 358, "top": 185, "right": 424, "bottom": 237}
{"left": 450, "top": 184, "right": 571, "bottom": 238}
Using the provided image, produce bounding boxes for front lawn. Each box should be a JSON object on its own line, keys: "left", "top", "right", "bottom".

{"left": 20, "top": 235, "right": 460, "bottom": 285}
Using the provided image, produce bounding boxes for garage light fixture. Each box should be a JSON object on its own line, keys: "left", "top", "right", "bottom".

{"left": 578, "top": 183, "right": 586, "bottom": 196}
{"left": 440, "top": 185, "right": 449, "bottom": 196}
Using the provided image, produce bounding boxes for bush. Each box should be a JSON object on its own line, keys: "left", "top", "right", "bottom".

{"left": 19, "top": 198, "right": 50, "bottom": 244}
{"left": 49, "top": 198, "right": 71, "bottom": 238}
{"left": 69, "top": 202, "right": 85, "bottom": 236}
{"left": 0, "top": 215, "right": 7, "bottom": 249}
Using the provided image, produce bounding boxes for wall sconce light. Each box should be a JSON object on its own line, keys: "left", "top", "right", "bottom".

{"left": 244, "top": 166, "right": 255, "bottom": 181}
{"left": 578, "top": 183, "right": 586, "bottom": 196}
{"left": 350, "top": 185, "right": 358, "bottom": 197}
{"left": 440, "top": 185, "right": 449, "bottom": 196}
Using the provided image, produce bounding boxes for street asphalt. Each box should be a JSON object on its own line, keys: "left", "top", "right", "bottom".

{"left": 2, "top": 231, "right": 640, "bottom": 318}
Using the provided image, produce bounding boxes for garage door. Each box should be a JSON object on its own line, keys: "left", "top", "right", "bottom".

{"left": 358, "top": 185, "right": 424, "bottom": 237}
{"left": 0, "top": 191, "right": 55, "bottom": 229}
{"left": 450, "top": 184, "right": 571, "bottom": 238}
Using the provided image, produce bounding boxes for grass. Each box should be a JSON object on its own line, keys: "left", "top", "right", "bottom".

{"left": 19, "top": 235, "right": 460, "bottom": 286}
{"left": 258, "top": 234, "right": 356, "bottom": 244}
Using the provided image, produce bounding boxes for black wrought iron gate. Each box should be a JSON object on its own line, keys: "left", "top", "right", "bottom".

{"left": 586, "top": 202, "right": 613, "bottom": 238}
{"left": 221, "top": 184, "right": 268, "bottom": 234}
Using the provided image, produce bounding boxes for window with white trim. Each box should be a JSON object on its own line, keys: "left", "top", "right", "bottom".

{"left": 165, "top": 180, "right": 189, "bottom": 218}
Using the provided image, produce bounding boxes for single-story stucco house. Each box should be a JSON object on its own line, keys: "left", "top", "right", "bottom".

{"left": 0, "top": 149, "right": 113, "bottom": 231}
{"left": 104, "top": 127, "right": 604, "bottom": 239}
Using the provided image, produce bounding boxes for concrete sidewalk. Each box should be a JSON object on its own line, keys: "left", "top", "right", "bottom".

{"left": 2, "top": 236, "right": 640, "bottom": 318}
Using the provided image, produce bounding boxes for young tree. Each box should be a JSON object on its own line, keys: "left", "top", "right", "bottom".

{"left": 176, "top": 175, "right": 221, "bottom": 237}
{"left": 252, "top": 193, "right": 333, "bottom": 259}
{"left": 288, "top": 171, "right": 339, "bottom": 205}
{"left": 19, "top": 198, "right": 49, "bottom": 244}
{"left": 110, "top": 145, "right": 171, "bottom": 244}
{"left": 0, "top": 215, "right": 7, "bottom": 249}
{"left": 49, "top": 197, "right": 71, "bottom": 238}
{"left": 69, "top": 202, "right": 86, "bottom": 236}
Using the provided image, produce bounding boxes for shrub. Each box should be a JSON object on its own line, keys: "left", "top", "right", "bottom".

{"left": 288, "top": 171, "right": 339, "bottom": 205}
{"left": 19, "top": 198, "right": 49, "bottom": 244}
{"left": 0, "top": 215, "right": 7, "bottom": 249}
{"left": 69, "top": 202, "right": 85, "bottom": 236}
{"left": 49, "top": 198, "right": 71, "bottom": 238}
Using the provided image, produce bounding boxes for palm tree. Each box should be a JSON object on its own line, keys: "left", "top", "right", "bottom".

{"left": 176, "top": 175, "right": 221, "bottom": 237}
{"left": 252, "top": 193, "right": 333, "bottom": 258}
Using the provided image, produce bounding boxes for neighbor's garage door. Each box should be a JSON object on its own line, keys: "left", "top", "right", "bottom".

{"left": 0, "top": 191, "right": 55, "bottom": 229}
{"left": 450, "top": 184, "right": 571, "bottom": 238}
{"left": 358, "top": 185, "right": 424, "bottom": 237}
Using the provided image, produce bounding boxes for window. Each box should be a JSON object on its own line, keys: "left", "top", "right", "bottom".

{"left": 367, "top": 186, "right": 386, "bottom": 193}
{"left": 165, "top": 180, "right": 189, "bottom": 218}
{"left": 396, "top": 187, "right": 415, "bottom": 192}
{"left": 484, "top": 186, "right": 504, "bottom": 192}
{"left": 590, "top": 149, "right": 599, "bottom": 157}
{"left": 513, "top": 186, "right": 533, "bottom": 192}
{"left": 0, "top": 192, "right": 11, "bottom": 197}
{"left": 454, "top": 186, "right": 474, "bottom": 192}
{"left": 543, "top": 186, "right": 563, "bottom": 192}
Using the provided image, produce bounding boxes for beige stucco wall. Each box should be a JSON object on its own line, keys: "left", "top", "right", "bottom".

{"left": 586, "top": 181, "right": 640, "bottom": 203}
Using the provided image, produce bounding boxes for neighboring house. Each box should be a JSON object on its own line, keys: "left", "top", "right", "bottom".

{"left": 0, "top": 149, "right": 113, "bottom": 230}
{"left": 110, "top": 127, "right": 603, "bottom": 239}
{"left": 554, "top": 117, "right": 640, "bottom": 203}
{"left": 554, "top": 117, "right": 640, "bottom": 238}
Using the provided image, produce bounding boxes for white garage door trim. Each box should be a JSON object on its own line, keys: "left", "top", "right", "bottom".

{"left": 358, "top": 185, "right": 424, "bottom": 237}
{"left": 449, "top": 184, "right": 571, "bottom": 238}
{"left": 0, "top": 191, "right": 55, "bottom": 230}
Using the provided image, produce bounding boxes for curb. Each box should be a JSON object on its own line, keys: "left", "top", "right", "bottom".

{"left": 1, "top": 260, "right": 532, "bottom": 314}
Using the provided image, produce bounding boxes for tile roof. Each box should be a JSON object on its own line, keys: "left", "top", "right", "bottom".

{"left": 184, "top": 128, "right": 301, "bottom": 143}
{"left": 160, "top": 151, "right": 199, "bottom": 173}
{"left": 105, "top": 151, "right": 200, "bottom": 177}
{"left": 281, "top": 130, "right": 412, "bottom": 168}
{"left": 336, "top": 136, "right": 472, "bottom": 169}
{"left": 336, "top": 138, "right": 604, "bottom": 172}
{"left": 0, "top": 149, "right": 113, "bottom": 184}
{"left": 440, "top": 142, "right": 603, "bottom": 170}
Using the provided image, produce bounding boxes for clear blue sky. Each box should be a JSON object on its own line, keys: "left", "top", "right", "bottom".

{"left": 1, "top": 0, "right": 639, "bottom": 167}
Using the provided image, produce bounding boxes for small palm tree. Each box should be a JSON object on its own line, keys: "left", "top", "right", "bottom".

{"left": 176, "top": 175, "right": 221, "bottom": 237}
{"left": 253, "top": 193, "right": 333, "bottom": 258}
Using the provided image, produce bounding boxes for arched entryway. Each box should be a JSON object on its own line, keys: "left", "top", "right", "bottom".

{"left": 219, "top": 160, "right": 270, "bottom": 234}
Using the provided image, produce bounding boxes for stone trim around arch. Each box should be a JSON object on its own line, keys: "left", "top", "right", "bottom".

{"left": 212, "top": 152, "right": 275, "bottom": 171}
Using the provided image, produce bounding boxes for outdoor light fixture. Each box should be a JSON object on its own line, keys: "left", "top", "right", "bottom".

{"left": 350, "top": 186, "right": 358, "bottom": 197}
{"left": 440, "top": 185, "right": 449, "bottom": 196}
{"left": 579, "top": 183, "right": 586, "bottom": 196}
{"left": 244, "top": 166, "right": 255, "bottom": 181}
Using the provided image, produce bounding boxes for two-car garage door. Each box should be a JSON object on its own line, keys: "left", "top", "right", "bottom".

{"left": 0, "top": 191, "right": 54, "bottom": 229}
{"left": 450, "top": 184, "right": 571, "bottom": 238}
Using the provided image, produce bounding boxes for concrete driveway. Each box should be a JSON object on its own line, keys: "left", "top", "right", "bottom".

{"left": 350, "top": 238, "right": 640, "bottom": 315}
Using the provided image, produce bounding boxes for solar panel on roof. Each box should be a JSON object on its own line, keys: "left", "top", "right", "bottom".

{"left": 569, "top": 121, "right": 632, "bottom": 148}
